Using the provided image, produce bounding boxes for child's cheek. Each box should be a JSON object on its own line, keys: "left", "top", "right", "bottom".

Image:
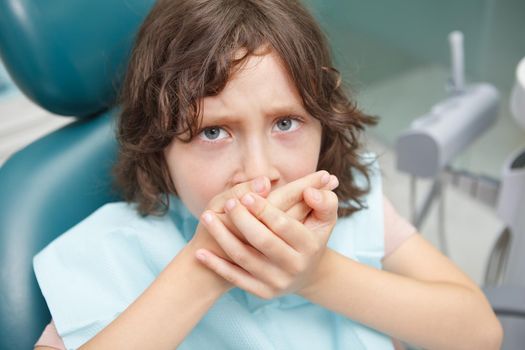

{"left": 278, "top": 130, "right": 321, "bottom": 165}
{"left": 194, "top": 158, "right": 233, "bottom": 207}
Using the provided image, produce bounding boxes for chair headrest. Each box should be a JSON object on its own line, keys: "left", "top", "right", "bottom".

{"left": 0, "top": 0, "right": 155, "bottom": 117}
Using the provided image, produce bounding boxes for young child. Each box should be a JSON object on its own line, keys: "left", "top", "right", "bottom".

{"left": 33, "top": 0, "right": 502, "bottom": 349}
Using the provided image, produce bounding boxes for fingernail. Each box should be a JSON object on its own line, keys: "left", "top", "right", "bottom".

{"left": 202, "top": 211, "right": 213, "bottom": 224}
{"left": 225, "top": 198, "right": 237, "bottom": 211}
{"left": 241, "top": 193, "right": 255, "bottom": 206}
{"left": 330, "top": 175, "right": 339, "bottom": 189}
{"left": 252, "top": 177, "right": 267, "bottom": 193}
{"left": 321, "top": 172, "right": 330, "bottom": 185}
{"left": 310, "top": 188, "right": 321, "bottom": 201}
{"left": 196, "top": 250, "right": 206, "bottom": 261}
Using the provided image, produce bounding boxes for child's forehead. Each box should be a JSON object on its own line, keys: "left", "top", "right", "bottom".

{"left": 232, "top": 42, "right": 271, "bottom": 59}
{"left": 200, "top": 98, "right": 307, "bottom": 125}
{"left": 200, "top": 51, "right": 306, "bottom": 118}
{"left": 229, "top": 44, "right": 280, "bottom": 77}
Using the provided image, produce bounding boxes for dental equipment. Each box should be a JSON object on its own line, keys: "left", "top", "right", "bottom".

{"left": 395, "top": 31, "right": 500, "bottom": 255}
{"left": 481, "top": 56, "right": 525, "bottom": 350}
{"left": 488, "top": 56, "right": 525, "bottom": 287}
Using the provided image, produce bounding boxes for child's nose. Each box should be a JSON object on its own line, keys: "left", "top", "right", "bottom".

{"left": 239, "top": 143, "right": 280, "bottom": 186}
{"left": 243, "top": 149, "right": 272, "bottom": 178}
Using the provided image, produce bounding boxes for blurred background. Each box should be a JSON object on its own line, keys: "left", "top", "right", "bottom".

{"left": 303, "top": 0, "right": 525, "bottom": 286}
{"left": 308, "top": 0, "right": 525, "bottom": 179}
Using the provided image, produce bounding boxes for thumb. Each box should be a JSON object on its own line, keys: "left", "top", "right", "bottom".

{"left": 303, "top": 187, "right": 338, "bottom": 232}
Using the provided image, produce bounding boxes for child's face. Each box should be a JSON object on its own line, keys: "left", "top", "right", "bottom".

{"left": 164, "top": 50, "right": 323, "bottom": 217}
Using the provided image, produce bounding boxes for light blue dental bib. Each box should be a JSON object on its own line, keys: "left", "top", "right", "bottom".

{"left": 33, "top": 157, "right": 393, "bottom": 349}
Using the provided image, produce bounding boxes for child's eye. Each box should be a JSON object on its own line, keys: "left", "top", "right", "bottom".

{"left": 198, "top": 126, "right": 229, "bottom": 142}
{"left": 196, "top": 116, "right": 303, "bottom": 144}
{"left": 272, "top": 116, "right": 303, "bottom": 133}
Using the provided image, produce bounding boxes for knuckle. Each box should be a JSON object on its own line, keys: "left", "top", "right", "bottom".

{"left": 286, "top": 203, "right": 310, "bottom": 224}
{"left": 260, "top": 287, "right": 275, "bottom": 300}
{"left": 231, "top": 184, "right": 247, "bottom": 200}
{"left": 273, "top": 214, "right": 289, "bottom": 232}
{"left": 269, "top": 285, "right": 281, "bottom": 299}
{"left": 221, "top": 269, "right": 236, "bottom": 284}
{"left": 257, "top": 237, "right": 273, "bottom": 252}
{"left": 302, "top": 240, "right": 318, "bottom": 255}
{"left": 207, "top": 196, "right": 222, "bottom": 212}
{"left": 266, "top": 190, "right": 277, "bottom": 204}
{"left": 270, "top": 277, "right": 288, "bottom": 293}
{"left": 253, "top": 198, "right": 268, "bottom": 218}
{"left": 328, "top": 190, "right": 338, "bottom": 201}
{"left": 231, "top": 250, "right": 246, "bottom": 265}
{"left": 283, "top": 194, "right": 296, "bottom": 208}
{"left": 271, "top": 189, "right": 296, "bottom": 209}
{"left": 327, "top": 191, "right": 339, "bottom": 208}
{"left": 313, "top": 239, "right": 322, "bottom": 251}
{"left": 311, "top": 241, "right": 322, "bottom": 255}
{"left": 289, "top": 259, "right": 306, "bottom": 275}
{"left": 318, "top": 169, "right": 330, "bottom": 182}
{"left": 288, "top": 261, "right": 302, "bottom": 275}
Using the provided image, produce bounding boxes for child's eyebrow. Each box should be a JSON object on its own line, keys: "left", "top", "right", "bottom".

{"left": 202, "top": 103, "right": 308, "bottom": 124}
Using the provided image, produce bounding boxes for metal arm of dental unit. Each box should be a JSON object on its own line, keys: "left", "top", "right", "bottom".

{"left": 395, "top": 28, "right": 525, "bottom": 288}
{"left": 395, "top": 31, "right": 500, "bottom": 256}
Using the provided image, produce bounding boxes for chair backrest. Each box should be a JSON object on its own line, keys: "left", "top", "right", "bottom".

{"left": 0, "top": 1, "right": 154, "bottom": 348}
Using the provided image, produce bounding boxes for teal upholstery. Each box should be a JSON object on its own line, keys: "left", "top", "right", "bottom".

{"left": 0, "top": 1, "right": 155, "bottom": 348}
{"left": 0, "top": 113, "right": 119, "bottom": 348}
{"left": 0, "top": 1, "right": 153, "bottom": 117}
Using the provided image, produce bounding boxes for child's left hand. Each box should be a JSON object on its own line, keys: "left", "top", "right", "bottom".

{"left": 196, "top": 187, "right": 339, "bottom": 300}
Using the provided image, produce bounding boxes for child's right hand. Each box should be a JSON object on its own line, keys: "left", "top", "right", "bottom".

{"left": 187, "top": 171, "right": 338, "bottom": 263}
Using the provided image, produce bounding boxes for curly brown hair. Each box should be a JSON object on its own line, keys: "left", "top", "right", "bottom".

{"left": 114, "top": 0, "right": 378, "bottom": 217}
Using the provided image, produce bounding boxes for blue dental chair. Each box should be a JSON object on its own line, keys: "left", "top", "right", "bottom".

{"left": 0, "top": 1, "right": 154, "bottom": 348}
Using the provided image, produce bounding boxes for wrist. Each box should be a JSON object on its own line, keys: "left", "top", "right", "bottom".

{"left": 180, "top": 241, "right": 233, "bottom": 297}
{"left": 297, "top": 248, "right": 336, "bottom": 299}
{"left": 159, "top": 241, "right": 232, "bottom": 306}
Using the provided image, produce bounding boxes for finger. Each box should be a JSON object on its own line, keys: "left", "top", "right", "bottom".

{"left": 286, "top": 175, "right": 339, "bottom": 222}
{"left": 200, "top": 211, "right": 286, "bottom": 286}
{"left": 267, "top": 170, "right": 330, "bottom": 212}
{"left": 211, "top": 173, "right": 338, "bottom": 245}
{"left": 284, "top": 202, "right": 311, "bottom": 224}
{"left": 235, "top": 193, "right": 315, "bottom": 255}
{"left": 210, "top": 174, "right": 339, "bottom": 243}
{"left": 224, "top": 196, "right": 302, "bottom": 267}
{"left": 215, "top": 212, "right": 249, "bottom": 245}
{"left": 195, "top": 249, "right": 275, "bottom": 299}
{"left": 328, "top": 174, "right": 340, "bottom": 191}
{"left": 208, "top": 176, "right": 271, "bottom": 213}
{"left": 302, "top": 188, "right": 339, "bottom": 239}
